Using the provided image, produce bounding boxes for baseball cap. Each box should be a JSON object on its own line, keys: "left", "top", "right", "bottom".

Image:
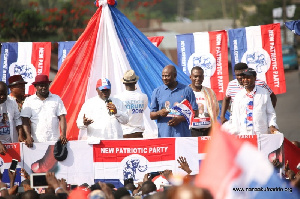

{"left": 96, "top": 78, "right": 111, "bottom": 90}
{"left": 241, "top": 68, "right": 256, "bottom": 76}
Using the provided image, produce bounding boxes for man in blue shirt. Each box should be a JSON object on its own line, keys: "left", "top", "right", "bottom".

{"left": 150, "top": 65, "right": 198, "bottom": 137}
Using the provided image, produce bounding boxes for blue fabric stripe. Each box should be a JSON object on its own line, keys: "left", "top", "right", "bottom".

{"left": 176, "top": 33, "right": 195, "bottom": 75}
{"left": 228, "top": 28, "right": 247, "bottom": 78}
{"left": 0, "top": 43, "right": 18, "bottom": 84}
{"left": 57, "top": 41, "right": 76, "bottom": 70}
{"left": 109, "top": 6, "right": 191, "bottom": 106}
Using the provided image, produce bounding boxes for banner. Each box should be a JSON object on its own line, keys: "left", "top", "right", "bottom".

{"left": 0, "top": 42, "right": 51, "bottom": 95}
{"left": 22, "top": 141, "right": 94, "bottom": 185}
{"left": 176, "top": 31, "right": 229, "bottom": 100}
{"left": 0, "top": 134, "right": 287, "bottom": 189}
{"left": 58, "top": 41, "right": 76, "bottom": 70}
{"left": 228, "top": 23, "right": 286, "bottom": 94}
{"left": 93, "top": 138, "right": 176, "bottom": 187}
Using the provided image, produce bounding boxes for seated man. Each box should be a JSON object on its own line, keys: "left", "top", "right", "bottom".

{"left": 231, "top": 68, "right": 279, "bottom": 135}
{"left": 76, "top": 78, "right": 128, "bottom": 143}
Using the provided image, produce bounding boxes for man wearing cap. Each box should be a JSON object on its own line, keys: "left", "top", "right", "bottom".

{"left": 150, "top": 65, "right": 198, "bottom": 137}
{"left": 115, "top": 70, "right": 148, "bottom": 138}
{"left": 230, "top": 68, "right": 279, "bottom": 135}
{"left": 0, "top": 81, "right": 23, "bottom": 153}
{"left": 220, "top": 62, "right": 277, "bottom": 124}
{"left": 21, "top": 75, "right": 68, "bottom": 147}
{"left": 7, "top": 75, "right": 29, "bottom": 112}
{"left": 76, "top": 78, "right": 128, "bottom": 143}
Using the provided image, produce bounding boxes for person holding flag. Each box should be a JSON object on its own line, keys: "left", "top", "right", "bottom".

{"left": 150, "top": 65, "right": 198, "bottom": 137}
{"left": 189, "top": 66, "right": 219, "bottom": 136}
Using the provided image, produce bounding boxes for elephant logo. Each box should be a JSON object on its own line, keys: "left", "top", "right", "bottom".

{"left": 122, "top": 154, "right": 148, "bottom": 181}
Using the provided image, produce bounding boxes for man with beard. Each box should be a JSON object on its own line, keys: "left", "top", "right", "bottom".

{"left": 21, "top": 75, "right": 68, "bottom": 147}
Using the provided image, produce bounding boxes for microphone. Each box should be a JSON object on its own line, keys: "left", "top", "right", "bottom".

{"left": 105, "top": 98, "right": 114, "bottom": 115}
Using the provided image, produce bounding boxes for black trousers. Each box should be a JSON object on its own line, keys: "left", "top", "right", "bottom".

{"left": 190, "top": 127, "right": 211, "bottom": 137}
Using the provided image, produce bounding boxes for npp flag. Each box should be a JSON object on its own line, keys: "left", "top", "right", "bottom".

{"left": 0, "top": 143, "right": 21, "bottom": 187}
{"left": 285, "top": 20, "right": 300, "bottom": 35}
{"left": 93, "top": 138, "right": 175, "bottom": 188}
{"left": 176, "top": 31, "right": 229, "bottom": 100}
{"left": 228, "top": 23, "right": 286, "bottom": 94}
{"left": 0, "top": 42, "right": 51, "bottom": 95}
{"left": 195, "top": 125, "right": 298, "bottom": 199}
{"left": 172, "top": 99, "right": 194, "bottom": 126}
{"left": 57, "top": 37, "right": 164, "bottom": 70}
{"left": 58, "top": 41, "right": 76, "bottom": 70}
{"left": 50, "top": 0, "right": 190, "bottom": 140}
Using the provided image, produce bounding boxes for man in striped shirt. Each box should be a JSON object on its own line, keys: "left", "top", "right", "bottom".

{"left": 221, "top": 63, "right": 277, "bottom": 124}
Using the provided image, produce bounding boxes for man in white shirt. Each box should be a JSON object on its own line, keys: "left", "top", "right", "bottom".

{"left": 231, "top": 68, "right": 279, "bottom": 135}
{"left": 115, "top": 70, "right": 148, "bottom": 138}
{"left": 0, "top": 82, "right": 22, "bottom": 154}
{"left": 21, "top": 75, "right": 68, "bottom": 147}
{"left": 76, "top": 78, "right": 128, "bottom": 143}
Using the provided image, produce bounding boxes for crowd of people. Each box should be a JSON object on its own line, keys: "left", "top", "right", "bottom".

{"left": 0, "top": 62, "right": 293, "bottom": 198}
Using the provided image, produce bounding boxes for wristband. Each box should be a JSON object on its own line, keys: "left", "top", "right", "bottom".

{"left": 0, "top": 187, "right": 7, "bottom": 191}
{"left": 55, "top": 187, "right": 62, "bottom": 193}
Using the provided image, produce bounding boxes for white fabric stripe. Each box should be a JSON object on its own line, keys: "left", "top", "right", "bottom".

{"left": 193, "top": 32, "right": 211, "bottom": 88}
{"left": 245, "top": 26, "right": 262, "bottom": 50}
{"left": 245, "top": 26, "right": 267, "bottom": 82}
{"left": 193, "top": 32, "right": 210, "bottom": 53}
{"left": 17, "top": 42, "right": 32, "bottom": 64}
{"left": 83, "top": 4, "right": 157, "bottom": 138}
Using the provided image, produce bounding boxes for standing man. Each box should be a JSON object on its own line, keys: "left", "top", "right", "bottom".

{"left": 0, "top": 82, "right": 23, "bottom": 153}
{"left": 221, "top": 63, "right": 277, "bottom": 124}
{"left": 189, "top": 67, "right": 219, "bottom": 136}
{"left": 231, "top": 68, "right": 279, "bottom": 135}
{"left": 150, "top": 65, "right": 198, "bottom": 137}
{"left": 21, "top": 75, "right": 67, "bottom": 147}
{"left": 7, "top": 75, "right": 29, "bottom": 112}
{"left": 115, "top": 70, "right": 148, "bottom": 138}
{"left": 76, "top": 78, "right": 128, "bottom": 143}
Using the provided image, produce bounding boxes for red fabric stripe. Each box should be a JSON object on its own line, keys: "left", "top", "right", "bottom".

{"left": 50, "top": 8, "right": 103, "bottom": 140}
{"left": 208, "top": 31, "right": 229, "bottom": 100}
{"left": 29, "top": 42, "right": 51, "bottom": 95}
{"left": 261, "top": 24, "right": 286, "bottom": 94}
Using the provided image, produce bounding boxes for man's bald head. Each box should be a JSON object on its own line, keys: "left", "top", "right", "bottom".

{"left": 162, "top": 65, "right": 177, "bottom": 88}
{"left": 163, "top": 65, "right": 177, "bottom": 77}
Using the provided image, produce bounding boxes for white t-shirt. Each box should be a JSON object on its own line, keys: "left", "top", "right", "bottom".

{"left": 20, "top": 92, "right": 67, "bottom": 143}
{"left": 191, "top": 91, "right": 211, "bottom": 129}
{"left": 115, "top": 90, "right": 148, "bottom": 135}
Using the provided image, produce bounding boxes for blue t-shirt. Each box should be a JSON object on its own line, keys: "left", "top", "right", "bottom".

{"left": 150, "top": 82, "right": 198, "bottom": 137}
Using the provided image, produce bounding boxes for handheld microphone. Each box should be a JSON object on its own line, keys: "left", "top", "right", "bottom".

{"left": 105, "top": 99, "right": 114, "bottom": 115}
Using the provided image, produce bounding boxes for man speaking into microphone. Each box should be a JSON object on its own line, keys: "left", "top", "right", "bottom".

{"left": 76, "top": 78, "right": 128, "bottom": 143}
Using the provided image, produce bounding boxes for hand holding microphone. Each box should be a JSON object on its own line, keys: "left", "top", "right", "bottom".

{"left": 105, "top": 99, "right": 117, "bottom": 115}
